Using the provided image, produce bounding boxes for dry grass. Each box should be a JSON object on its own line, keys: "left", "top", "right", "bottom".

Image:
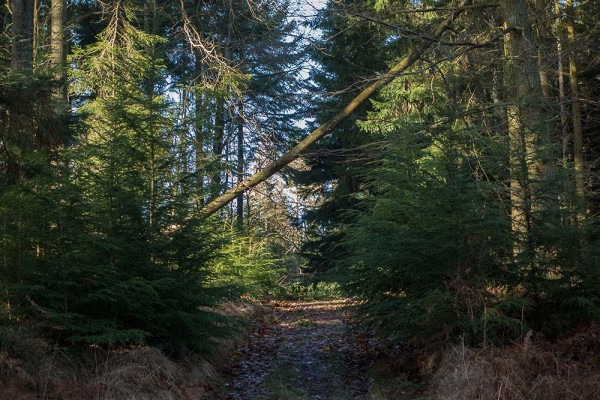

{"left": 0, "top": 325, "right": 77, "bottom": 399}
{"left": 95, "top": 347, "right": 188, "bottom": 399}
{"left": 428, "top": 325, "right": 600, "bottom": 400}
{"left": 0, "top": 299, "right": 261, "bottom": 399}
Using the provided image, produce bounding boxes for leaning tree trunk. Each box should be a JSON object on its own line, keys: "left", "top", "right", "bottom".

{"left": 198, "top": 0, "right": 474, "bottom": 219}
{"left": 501, "top": 0, "right": 553, "bottom": 256}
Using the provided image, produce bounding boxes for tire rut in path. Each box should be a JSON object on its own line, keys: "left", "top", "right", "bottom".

{"left": 217, "top": 299, "right": 371, "bottom": 400}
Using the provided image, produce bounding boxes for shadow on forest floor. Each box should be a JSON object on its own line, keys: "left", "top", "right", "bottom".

{"left": 212, "top": 299, "right": 375, "bottom": 400}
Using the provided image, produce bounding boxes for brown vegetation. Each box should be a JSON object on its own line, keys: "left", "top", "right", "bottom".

{"left": 0, "top": 300, "right": 260, "bottom": 399}
{"left": 428, "top": 325, "right": 600, "bottom": 400}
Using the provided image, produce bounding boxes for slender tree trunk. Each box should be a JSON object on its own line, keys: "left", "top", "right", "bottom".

{"left": 535, "top": 0, "right": 551, "bottom": 98}
{"left": 501, "top": 0, "right": 552, "bottom": 255}
{"left": 195, "top": 59, "right": 206, "bottom": 206}
{"left": 32, "top": 0, "right": 38, "bottom": 66}
{"left": 209, "top": 1, "right": 234, "bottom": 201}
{"left": 566, "top": 0, "right": 585, "bottom": 220}
{"left": 11, "top": 0, "right": 34, "bottom": 72}
{"left": 236, "top": 99, "right": 244, "bottom": 229}
{"left": 8, "top": 0, "right": 34, "bottom": 181}
{"left": 224, "top": 138, "right": 230, "bottom": 203}
{"left": 143, "top": 0, "right": 159, "bottom": 227}
{"left": 179, "top": 88, "right": 189, "bottom": 197}
{"left": 211, "top": 98, "right": 225, "bottom": 198}
{"left": 555, "top": 0, "right": 569, "bottom": 167}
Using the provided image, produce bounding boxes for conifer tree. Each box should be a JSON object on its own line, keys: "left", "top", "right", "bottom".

{"left": 300, "top": 0, "right": 600, "bottom": 344}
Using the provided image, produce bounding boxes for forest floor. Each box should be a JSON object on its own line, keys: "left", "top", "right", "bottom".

{"left": 211, "top": 299, "right": 380, "bottom": 400}
{"left": 208, "top": 298, "right": 600, "bottom": 400}
{"left": 5, "top": 297, "right": 598, "bottom": 399}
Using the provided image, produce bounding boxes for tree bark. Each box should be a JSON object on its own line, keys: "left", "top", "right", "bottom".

{"left": 209, "top": 1, "right": 234, "bottom": 200}
{"left": 198, "top": 0, "right": 473, "bottom": 219}
{"left": 50, "top": 0, "right": 67, "bottom": 101}
{"left": 195, "top": 60, "right": 206, "bottom": 206}
{"left": 501, "top": 0, "right": 553, "bottom": 255}
{"left": 535, "top": 0, "right": 551, "bottom": 98}
{"left": 236, "top": 99, "right": 244, "bottom": 228}
{"left": 555, "top": 0, "right": 568, "bottom": 167}
{"left": 566, "top": 0, "right": 585, "bottom": 220}
{"left": 7, "top": 0, "right": 34, "bottom": 180}
{"left": 179, "top": 88, "right": 189, "bottom": 197}
{"left": 210, "top": 97, "right": 225, "bottom": 198}
{"left": 11, "top": 0, "right": 34, "bottom": 71}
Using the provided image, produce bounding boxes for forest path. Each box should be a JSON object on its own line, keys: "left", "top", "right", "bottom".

{"left": 215, "top": 299, "right": 372, "bottom": 400}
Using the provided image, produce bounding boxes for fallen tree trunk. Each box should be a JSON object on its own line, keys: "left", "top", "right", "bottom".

{"left": 199, "top": 0, "right": 472, "bottom": 219}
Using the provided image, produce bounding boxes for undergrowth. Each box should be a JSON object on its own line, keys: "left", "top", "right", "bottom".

{"left": 284, "top": 281, "right": 342, "bottom": 300}
{"left": 427, "top": 325, "right": 600, "bottom": 400}
{"left": 365, "top": 324, "right": 600, "bottom": 400}
{"left": 0, "top": 300, "right": 261, "bottom": 399}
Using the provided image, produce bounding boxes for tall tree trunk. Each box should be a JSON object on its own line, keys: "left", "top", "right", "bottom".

{"left": 195, "top": 59, "right": 206, "bottom": 206}
{"left": 211, "top": 98, "right": 225, "bottom": 198}
{"left": 236, "top": 99, "right": 244, "bottom": 229}
{"left": 209, "top": 1, "right": 234, "bottom": 201}
{"left": 179, "top": 88, "right": 189, "bottom": 197}
{"left": 32, "top": 0, "right": 38, "bottom": 66}
{"left": 555, "top": 0, "right": 569, "bottom": 167}
{"left": 50, "top": 0, "right": 67, "bottom": 102}
{"left": 566, "top": 0, "right": 585, "bottom": 220}
{"left": 535, "top": 0, "right": 552, "bottom": 98}
{"left": 501, "top": 0, "right": 552, "bottom": 255}
{"left": 8, "top": 0, "right": 34, "bottom": 181}
{"left": 11, "top": 0, "right": 34, "bottom": 71}
{"left": 143, "top": 0, "right": 159, "bottom": 228}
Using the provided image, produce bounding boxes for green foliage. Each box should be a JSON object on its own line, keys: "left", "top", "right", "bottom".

{"left": 0, "top": 0, "right": 307, "bottom": 360}
{"left": 337, "top": 86, "right": 600, "bottom": 345}
{"left": 0, "top": 162, "right": 232, "bottom": 352}
{"left": 299, "top": 0, "right": 600, "bottom": 347}
{"left": 209, "top": 226, "right": 286, "bottom": 298}
{"left": 336, "top": 120, "right": 517, "bottom": 344}
{"left": 0, "top": 0, "right": 243, "bottom": 356}
{"left": 2, "top": 0, "right": 599, "bottom": 365}
{"left": 284, "top": 281, "right": 342, "bottom": 301}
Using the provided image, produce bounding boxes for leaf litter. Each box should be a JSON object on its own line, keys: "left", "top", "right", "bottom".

{"left": 213, "top": 299, "right": 375, "bottom": 400}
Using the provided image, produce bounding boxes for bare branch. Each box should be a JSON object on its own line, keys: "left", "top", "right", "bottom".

{"left": 179, "top": 0, "right": 238, "bottom": 85}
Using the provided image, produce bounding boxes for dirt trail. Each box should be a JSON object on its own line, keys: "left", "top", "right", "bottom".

{"left": 215, "top": 299, "right": 372, "bottom": 400}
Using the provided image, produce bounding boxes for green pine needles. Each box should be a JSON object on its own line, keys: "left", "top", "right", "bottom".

{"left": 335, "top": 76, "right": 600, "bottom": 346}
